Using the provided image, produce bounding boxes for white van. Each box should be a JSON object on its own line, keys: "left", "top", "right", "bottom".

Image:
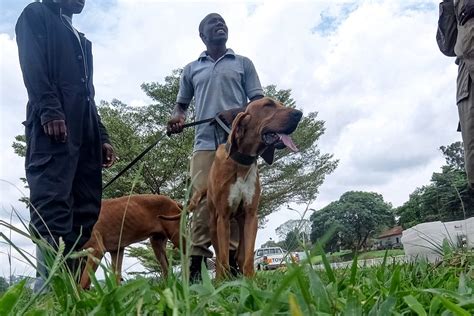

{"left": 254, "top": 247, "right": 287, "bottom": 270}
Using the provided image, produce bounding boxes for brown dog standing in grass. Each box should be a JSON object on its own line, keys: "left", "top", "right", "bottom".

{"left": 207, "top": 97, "right": 302, "bottom": 279}
{"left": 79, "top": 194, "right": 183, "bottom": 289}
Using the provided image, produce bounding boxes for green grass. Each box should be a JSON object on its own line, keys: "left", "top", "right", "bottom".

{"left": 310, "top": 249, "right": 404, "bottom": 264}
{"left": 1, "top": 174, "right": 472, "bottom": 315}
{"left": 358, "top": 249, "right": 405, "bottom": 260}
{"left": 1, "top": 244, "right": 473, "bottom": 315}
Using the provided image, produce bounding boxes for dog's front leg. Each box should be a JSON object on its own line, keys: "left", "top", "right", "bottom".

{"left": 208, "top": 199, "right": 219, "bottom": 268}
{"left": 236, "top": 211, "right": 245, "bottom": 274}
{"left": 110, "top": 247, "right": 124, "bottom": 285}
{"left": 216, "top": 211, "right": 231, "bottom": 279}
{"left": 242, "top": 210, "right": 258, "bottom": 277}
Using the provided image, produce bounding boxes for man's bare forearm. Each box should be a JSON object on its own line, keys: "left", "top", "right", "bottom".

{"left": 173, "top": 102, "right": 189, "bottom": 118}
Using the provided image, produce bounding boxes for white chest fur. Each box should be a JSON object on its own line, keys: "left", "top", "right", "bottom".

{"left": 227, "top": 164, "right": 258, "bottom": 210}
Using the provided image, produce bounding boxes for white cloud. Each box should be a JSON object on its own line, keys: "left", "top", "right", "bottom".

{"left": 0, "top": 0, "right": 464, "bottom": 279}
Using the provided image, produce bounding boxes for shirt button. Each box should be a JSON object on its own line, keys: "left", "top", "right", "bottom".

{"left": 81, "top": 78, "right": 86, "bottom": 83}
{"left": 77, "top": 55, "right": 83, "bottom": 60}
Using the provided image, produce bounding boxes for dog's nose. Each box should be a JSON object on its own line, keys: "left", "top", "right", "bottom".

{"left": 291, "top": 110, "right": 303, "bottom": 121}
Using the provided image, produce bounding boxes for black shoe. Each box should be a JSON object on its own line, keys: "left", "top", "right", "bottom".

{"left": 189, "top": 255, "right": 205, "bottom": 283}
{"left": 229, "top": 250, "right": 239, "bottom": 277}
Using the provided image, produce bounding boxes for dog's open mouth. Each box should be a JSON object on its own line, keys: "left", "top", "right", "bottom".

{"left": 263, "top": 132, "right": 299, "bottom": 152}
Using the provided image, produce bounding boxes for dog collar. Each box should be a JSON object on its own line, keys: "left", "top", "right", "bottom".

{"left": 225, "top": 142, "right": 257, "bottom": 166}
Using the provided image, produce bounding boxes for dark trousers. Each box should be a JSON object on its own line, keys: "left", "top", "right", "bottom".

{"left": 25, "top": 105, "right": 102, "bottom": 251}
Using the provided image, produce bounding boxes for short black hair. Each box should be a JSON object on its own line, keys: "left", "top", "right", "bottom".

{"left": 199, "top": 13, "right": 223, "bottom": 34}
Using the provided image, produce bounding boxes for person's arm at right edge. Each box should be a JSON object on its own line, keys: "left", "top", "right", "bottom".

{"left": 437, "top": 0, "right": 458, "bottom": 57}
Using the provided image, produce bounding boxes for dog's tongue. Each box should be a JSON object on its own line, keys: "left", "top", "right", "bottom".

{"left": 278, "top": 133, "right": 298, "bottom": 152}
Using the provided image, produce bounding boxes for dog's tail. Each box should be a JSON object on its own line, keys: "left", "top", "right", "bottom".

{"left": 158, "top": 192, "right": 206, "bottom": 221}
{"left": 158, "top": 214, "right": 181, "bottom": 221}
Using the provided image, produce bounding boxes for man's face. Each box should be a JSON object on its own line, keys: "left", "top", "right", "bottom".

{"left": 60, "top": 0, "right": 85, "bottom": 14}
{"left": 200, "top": 14, "right": 228, "bottom": 45}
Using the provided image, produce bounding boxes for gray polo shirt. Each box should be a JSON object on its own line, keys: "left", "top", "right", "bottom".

{"left": 177, "top": 49, "right": 263, "bottom": 151}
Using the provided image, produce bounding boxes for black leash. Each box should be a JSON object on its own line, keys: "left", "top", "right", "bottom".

{"left": 103, "top": 117, "right": 214, "bottom": 190}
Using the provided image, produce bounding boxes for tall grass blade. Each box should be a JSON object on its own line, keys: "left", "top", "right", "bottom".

{"left": 262, "top": 267, "right": 300, "bottom": 315}
{"left": 437, "top": 295, "right": 471, "bottom": 316}
{"left": 349, "top": 252, "right": 358, "bottom": 286}
{"left": 308, "top": 267, "right": 331, "bottom": 313}
{"left": 317, "top": 243, "right": 336, "bottom": 284}
{"left": 378, "top": 296, "right": 397, "bottom": 315}
{"left": 429, "top": 296, "right": 442, "bottom": 316}
{"left": 289, "top": 293, "right": 303, "bottom": 316}
{"left": 389, "top": 266, "right": 400, "bottom": 295}
{"left": 376, "top": 250, "right": 388, "bottom": 282}
{"left": 457, "top": 273, "right": 468, "bottom": 295}
{"left": 0, "top": 279, "right": 26, "bottom": 315}
{"left": 404, "top": 295, "right": 427, "bottom": 316}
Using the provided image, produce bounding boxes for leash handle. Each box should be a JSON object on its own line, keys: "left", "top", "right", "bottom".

{"left": 166, "top": 117, "right": 214, "bottom": 136}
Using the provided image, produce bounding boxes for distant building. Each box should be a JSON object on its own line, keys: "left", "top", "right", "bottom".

{"left": 376, "top": 226, "right": 403, "bottom": 249}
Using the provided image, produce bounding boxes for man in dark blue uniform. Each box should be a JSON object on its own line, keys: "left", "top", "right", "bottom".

{"left": 16, "top": 0, "right": 115, "bottom": 290}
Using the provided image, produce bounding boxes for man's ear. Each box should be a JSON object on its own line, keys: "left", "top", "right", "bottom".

{"left": 260, "top": 146, "right": 276, "bottom": 165}
{"left": 199, "top": 32, "right": 208, "bottom": 44}
{"left": 227, "top": 112, "right": 250, "bottom": 157}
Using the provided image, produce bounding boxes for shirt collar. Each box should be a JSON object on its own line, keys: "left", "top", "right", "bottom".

{"left": 198, "top": 48, "right": 235, "bottom": 61}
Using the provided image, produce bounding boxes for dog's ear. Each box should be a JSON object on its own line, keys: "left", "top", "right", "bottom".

{"left": 260, "top": 145, "right": 276, "bottom": 165}
{"left": 228, "top": 112, "right": 250, "bottom": 157}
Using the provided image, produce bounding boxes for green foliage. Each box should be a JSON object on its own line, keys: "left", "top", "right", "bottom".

{"left": 0, "top": 276, "right": 9, "bottom": 294}
{"left": 283, "top": 230, "right": 301, "bottom": 252}
{"left": 275, "top": 219, "right": 311, "bottom": 252}
{"left": 281, "top": 230, "right": 309, "bottom": 252}
{"left": 0, "top": 279, "right": 26, "bottom": 315}
{"left": 126, "top": 242, "right": 182, "bottom": 278}
{"left": 310, "top": 191, "right": 395, "bottom": 252}
{"left": 99, "top": 69, "right": 194, "bottom": 201}
{"left": 275, "top": 219, "right": 311, "bottom": 241}
{"left": 396, "top": 142, "right": 474, "bottom": 228}
{"left": 440, "top": 141, "right": 465, "bottom": 170}
{"left": 2, "top": 214, "right": 473, "bottom": 315}
{"left": 12, "top": 135, "right": 26, "bottom": 157}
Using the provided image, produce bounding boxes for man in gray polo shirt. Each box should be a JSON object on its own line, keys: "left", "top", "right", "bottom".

{"left": 167, "top": 12, "right": 263, "bottom": 281}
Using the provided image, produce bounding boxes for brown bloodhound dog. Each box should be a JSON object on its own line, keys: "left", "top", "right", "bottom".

{"left": 207, "top": 97, "right": 302, "bottom": 279}
{"left": 79, "top": 194, "right": 183, "bottom": 289}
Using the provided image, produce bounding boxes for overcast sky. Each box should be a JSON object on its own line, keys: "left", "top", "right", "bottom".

{"left": 0, "top": 0, "right": 461, "bottom": 280}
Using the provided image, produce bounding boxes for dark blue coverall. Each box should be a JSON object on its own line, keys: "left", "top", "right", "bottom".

{"left": 16, "top": 1, "right": 110, "bottom": 251}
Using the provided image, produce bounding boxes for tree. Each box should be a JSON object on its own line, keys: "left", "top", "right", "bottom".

{"left": 440, "top": 141, "right": 464, "bottom": 170}
{"left": 125, "top": 243, "right": 181, "bottom": 277}
{"left": 260, "top": 238, "right": 280, "bottom": 248}
{"left": 310, "top": 191, "right": 394, "bottom": 252}
{"left": 396, "top": 142, "right": 474, "bottom": 228}
{"left": 0, "top": 276, "right": 8, "bottom": 293}
{"left": 275, "top": 219, "right": 311, "bottom": 241}
{"left": 282, "top": 229, "right": 309, "bottom": 252}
